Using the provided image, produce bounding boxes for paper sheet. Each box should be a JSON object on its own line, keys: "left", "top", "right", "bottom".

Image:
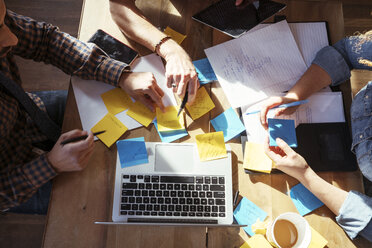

{"left": 268, "top": 118, "right": 297, "bottom": 147}
{"left": 164, "top": 26, "right": 186, "bottom": 44}
{"left": 195, "top": 132, "right": 227, "bottom": 161}
{"left": 117, "top": 137, "right": 148, "bottom": 168}
{"left": 101, "top": 88, "right": 132, "bottom": 114}
{"left": 205, "top": 20, "right": 307, "bottom": 108}
{"left": 290, "top": 183, "right": 324, "bottom": 216}
{"left": 243, "top": 142, "right": 273, "bottom": 173}
{"left": 186, "top": 86, "right": 215, "bottom": 120}
{"left": 127, "top": 101, "right": 155, "bottom": 127}
{"left": 211, "top": 107, "right": 245, "bottom": 142}
{"left": 156, "top": 106, "right": 185, "bottom": 132}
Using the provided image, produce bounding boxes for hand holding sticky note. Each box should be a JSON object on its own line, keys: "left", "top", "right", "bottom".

{"left": 268, "top": 118, "right": 297, "bottom": 147}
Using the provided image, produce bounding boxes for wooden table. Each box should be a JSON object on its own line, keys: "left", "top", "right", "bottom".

{"left": 43, "top": 0, "right": 370, "bottom": 247}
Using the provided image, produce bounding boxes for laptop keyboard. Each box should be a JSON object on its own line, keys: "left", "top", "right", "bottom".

{"left": 120, "top": 175, "right": 226, "bottom": 218}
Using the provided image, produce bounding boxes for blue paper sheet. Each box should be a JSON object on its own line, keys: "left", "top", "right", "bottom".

{"left": 290, "top": 183, "right": 324, "bottom": 216}
{"left": 117, "top": 137, "right": 148, "bottom": 168}
{"left": 268, "top": 118, "right": 297, "bottom": 147}
{"left": 211, "top": 107, "right": 245, "bottom": 142}
{"left": 193, "top": 58, "right": 217, "bottom": 85}
{"left": 233, "top": 197, "right": 267, "bottom": 236}
{"left": 154, "top": 121, "right": 188, "bottom": 143}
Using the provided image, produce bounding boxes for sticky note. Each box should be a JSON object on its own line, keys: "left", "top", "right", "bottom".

{"left": 154, "top": 121, "right": 188, "bottom": 143}
{"left": 243, "top": 142, "right": 273, "bottom": 173}
{"left": 164, "top": 26, "right": 186, "bottom": 44}
{"left": 233, "top": 197, "right": 267, "bottom": 236}
{"left": 117, "top": 137, "right": 148, "bottom": 168}
{"left": 308, "top": 226, "right": 328, "bottom": 248}
{"left": 268, "top": 118, "right": 297, "bottom": 147}
{"left": 195, "top": 132, "right": 227, "bottom": 161}
{"left": 156, "top": 106, "right": 185, "bottom": 132}
{"left": 211, "top": 107, "right": 245, "bottom": 142}
{"left": 243, "top": 234, "right": 272, "bottom": 248}
{"left": 193, "top": 58, "right": 217, "bottom": 85}
{"left": 101, "top": 88, "right": 132, "bottom": 114}
{"left": 91, "top": 113, "right": 128, "bottom": 148}
{"left": 127, "top": 101, "right": 155, "bottom": 127}
{"left": 251, "top": 217, "right": 269, "bottom": 235}
{"left": 186, "top": 86, "right": 215, "bottom": 120}
{"left": 290, "top": 183, "right": 324, "bottom": 216}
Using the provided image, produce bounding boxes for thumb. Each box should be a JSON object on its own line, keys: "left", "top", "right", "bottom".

{"left": 275, "top": 138, "right": 295, "bottom": 156}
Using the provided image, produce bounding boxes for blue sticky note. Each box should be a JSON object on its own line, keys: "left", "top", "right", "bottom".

{"left": 233, "top": 197, "right": 267, "bottom": 236}
{"left": 154, "top": 121, "right": 188, "bottom": 143}
{"left": 290, "top": 183, "right": 324, "bottom": 216}
{"left": 211, "top": 107, "right": 245, "bottom": 142}
{"left": 117, "top": 137, "right": 148, "bottom": 168}
{"left": 268, "top": 118, "right": 297, "bottom": 147}
{"left": 193, "top": 58, "right": 217, "bottom": 85}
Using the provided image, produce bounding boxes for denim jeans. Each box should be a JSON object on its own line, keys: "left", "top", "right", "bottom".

{"left": 7, "top": 90, "right": 67, "bottom": 215}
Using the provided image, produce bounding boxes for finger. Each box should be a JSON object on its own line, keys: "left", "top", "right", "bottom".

{"left": 145, "top": 86, "right": 164, "bottom": 110}
{"left": 187, "top": 75, "right": 199, "bottom": 104}
{"left": 173, "top": 74, "right": 181, "bottom": 93}
{"left": 263, "top": 136, "right": 282, "bottom": 161}
{"left": 260, "top": 97, "right": 283, "bottom": 129}
{"left": 60, "top": 129, "right": 87, "bottom": 141}
{"left": 275, "top": 137, "right": 295, "bottom": 156}
{"left": 166, "top": 73, "right": 173, "bottom": 88}
{"left": 138, "top": 95, "right": 155, "bottom": 112}
{"left": 235, "top": 0, "right": 243, "bottom": 6}
{"left": 177, "top": 75, "right": 190, "bottom": 97}
{"left": 67, "top": 133, "right": 94, "bottom": 151}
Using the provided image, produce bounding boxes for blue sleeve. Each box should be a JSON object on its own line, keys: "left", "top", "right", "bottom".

{"left": 312, "top": 36, "right": 372, "bottom": 86}
{"left": 336, "top": 191, "right": 372, "bottom": 242}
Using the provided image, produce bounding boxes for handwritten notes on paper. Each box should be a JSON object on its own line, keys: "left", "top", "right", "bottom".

{"left": 186, "top": 86, "right": 215, "bottom": 120}
{"left": 309, "top": 227, "right": 328, "bottom": 248}
{"left": 195, "top": 132, "right": 227, "bottom": 161}
{"left": 156, "top": 106, "right": 185, "bottom": 132}
{"left": 241, "top": 234, "right": 272, "bottom": 248}
{"left": 117, "top": 137, "right": 148, "bottom": 168}
{"left": 193, "top": 58, "right": 217, "bottom": 85}
{"left": 268, "top": 118, "right": 297, "bottom": 147}
{"left": 127, "top": 101, "right": 155, "bottom": 127}
{"left": 164, "top": 26, "right": 186, "bottom": 44}
{"left": 154, "top": 121, "right": 188, "bottom": 143}
{"left": 234, "top": 197, "right": 267, "bottom": 236}
{"left": 290, "top": 183, "right": 324, "bottom": 216}
{"left": 211, "top": 107, "right": 245, "bottom": 142}
{"left": 91, "top": 113, "right": 128, "bottom": 148}
{"left": 101, "top": 88, "right": 132, "bottom": 115}
{"left": 243, "top": 142, "right": 273, "bottom": 173}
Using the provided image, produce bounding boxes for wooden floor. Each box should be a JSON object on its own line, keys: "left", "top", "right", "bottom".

{"left": 0, "top": 0, "right": 371, "bottom": 247}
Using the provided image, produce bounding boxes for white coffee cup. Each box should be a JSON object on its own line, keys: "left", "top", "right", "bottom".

{"left": 266, "top": 212, "right": 311, "bottom": 248}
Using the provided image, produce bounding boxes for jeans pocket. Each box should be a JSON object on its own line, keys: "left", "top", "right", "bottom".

{"left": 354, "top": 138, "right": 372, "bottom": 181}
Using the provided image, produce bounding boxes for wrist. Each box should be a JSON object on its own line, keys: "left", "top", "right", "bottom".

{"left": 155, "top": 36, "right": 172, "bottom": 56}
{"left": 298, "top": 166, "right": 317, "bottom": 186}
{"left": 157, "top": 38, "right": 183, "bottom": 60}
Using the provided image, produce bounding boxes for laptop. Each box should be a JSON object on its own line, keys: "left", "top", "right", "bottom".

{"left": 96, "top": 142, "right": 242, "bottom": 227}
{"left": 192, "top": 0, "right": 286, "bottom": 38}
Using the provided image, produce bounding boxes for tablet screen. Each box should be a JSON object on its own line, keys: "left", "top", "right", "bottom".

{"left": 192, "top": 0, "right": 286, "bottom": 38}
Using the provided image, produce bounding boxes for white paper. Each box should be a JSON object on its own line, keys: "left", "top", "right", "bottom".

{"left": 72, "top": 53, "right": 176, "bottom": 135}
{"left": 241, "top": 92, "right": 345, "bottom": 144}
{"left": 205, "top": 20, "right": 307, "bottom": 108}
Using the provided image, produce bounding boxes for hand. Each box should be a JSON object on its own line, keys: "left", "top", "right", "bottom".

{"left": 264, "top": 136, "right": 311, "bottom": 181}
{"left": 259, "top": 96, "right": 300, "bottom": 129}
{"left": 235, "top": 0, "right": 256, "bottom": 7}
{"left": 119, "top": 71, "right": 165, "bottom": 112}
{"left": 47, "top": 130, "right": 95, "bottom": 173}
{"left": 158, "top": 39, "right": 199, "bottom": 103}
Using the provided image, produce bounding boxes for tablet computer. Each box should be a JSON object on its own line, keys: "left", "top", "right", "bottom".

{"left": 192, "top": 0, "right": 286, "bottom": 38}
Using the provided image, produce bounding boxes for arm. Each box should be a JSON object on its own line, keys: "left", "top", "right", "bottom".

{"left": 109, "top": 0, "right": 199, "bottom": 103}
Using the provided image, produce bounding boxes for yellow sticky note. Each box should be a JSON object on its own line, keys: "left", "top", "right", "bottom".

{"left": 243, "top": 142, "right": 273, "bottom": 173}
{"left": 127, "top": 101, "right": 155, "bottom": 127}
{"left": 101, "top": 88, "right": 132, "bottom": 114}
{"left": 186, "top": 86, "right": 215, "bottom": 120}
{"left": 164, "top": 26, "right": 186, "bottom": 44}
{"left": 156, "top": 106, "right": 185, "bottom": 132}
{"left": 308, "top": 227, "right": 328, "bottom": 248}
{"left": 195, "top": 132, "right": 227, "bottom": 161}
{"left": 251, "top": 218, "right": 269, "bottom": 235}
{"left": 243, "top": 234, "right": 272, "bottom": 248}
{"left": 91, "top": 113, "right": 128, "bottom": 148}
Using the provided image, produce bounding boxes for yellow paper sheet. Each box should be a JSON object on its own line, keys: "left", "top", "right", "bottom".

{"left": 242, "top": 234, "right": 272, "bottom": 248}
{"left": 308, "top": 227, "right": 328, "bottom": 248}
{"left": 195, "top": 132, "right": 227, "bottom": 161}
{"left": 243, "top": 142, "right": 273, "bottom": 173}
{"left": 186, "top": 86, "right": 215, "bottom": 120}
{"left": 127, "top": 101, "right": 155, "bottom": 127}
{"left": 91, "top": 113, "right": 128, "bottom": 148}
{"left": 164, "top": 26, "right": 186, "bottom": 44}
{"left": 101, "top": 88, "right": 132, "bottom": 114}
{"left": 156, "top": 106, "right": 185, "bottom": 132}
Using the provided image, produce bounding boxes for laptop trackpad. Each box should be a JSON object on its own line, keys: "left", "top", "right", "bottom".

{"left": 155, "top": 144, "right": 195, "bottom": 173}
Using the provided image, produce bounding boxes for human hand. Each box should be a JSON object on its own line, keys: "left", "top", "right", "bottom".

{"left": 47, "top": 130, "right": 95, "bottom": 173}
{"left": 264, "top": 136, "right": 311, "bottom": 181}
{"left": 235, "top": 0, "right": 255, "bottom": 7}
{"left": 119, "top": 71, "right": 165, "bottom": 112}
{"left": 157, "top": 39, "right": 199, "bottom": 104}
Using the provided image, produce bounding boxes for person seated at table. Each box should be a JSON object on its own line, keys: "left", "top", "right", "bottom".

{"left": 0, "top": 0, "right": 166, "bottom": 215}
{"left": 109, "top": 0, "right": 199, "bottom": 103}
{"left": 261, "top": 32, "right": 372, "bottom": 241}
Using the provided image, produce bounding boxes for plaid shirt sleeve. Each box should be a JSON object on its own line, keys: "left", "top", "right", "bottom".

{"left": 0, "top": 153, "right": 57, "bottom": 210}
{"left": 6, "top": 10, "right": 129, "bottom": 86}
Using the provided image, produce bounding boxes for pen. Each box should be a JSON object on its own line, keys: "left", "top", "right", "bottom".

{"left": 177, "top": 90, "right": 188, "bottom": 117}
{"left": 245, "top": 99, "right": 309, "bottom": 115}
{"left": 60, "top": 130, "right": 106, "bottom": 145}
{"left": 233, "top": 190, "right": 239, "bottom": 207}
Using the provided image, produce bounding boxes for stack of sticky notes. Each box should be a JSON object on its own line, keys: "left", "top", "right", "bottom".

{"left": 193, "top": 58, "right": 217, "bottom": 85}
{"left": 117, "top": 137, "right": 148, "bottom": 168}
{"left": 195, "top": 132, "right": 227, "bottom": 161}
{"left": 186, "top": 86, "right": 215, "bottom": 120}
{"left": 243, "top": 142, "right": 273, "bottom": 173}
{"left": 211, "top": 107, "right": 245, "bottom": 142}
{"left": 290, "top": 183, "right": 324, "bottom": 216}
{"left": 268, "top": 118, "right": 297, "bottom": 147}
{"left": 164, "top": 26, "right": 186, "bottom": 44}
{"left": 155, "top": 106, "right": 188, "bottom": 142}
